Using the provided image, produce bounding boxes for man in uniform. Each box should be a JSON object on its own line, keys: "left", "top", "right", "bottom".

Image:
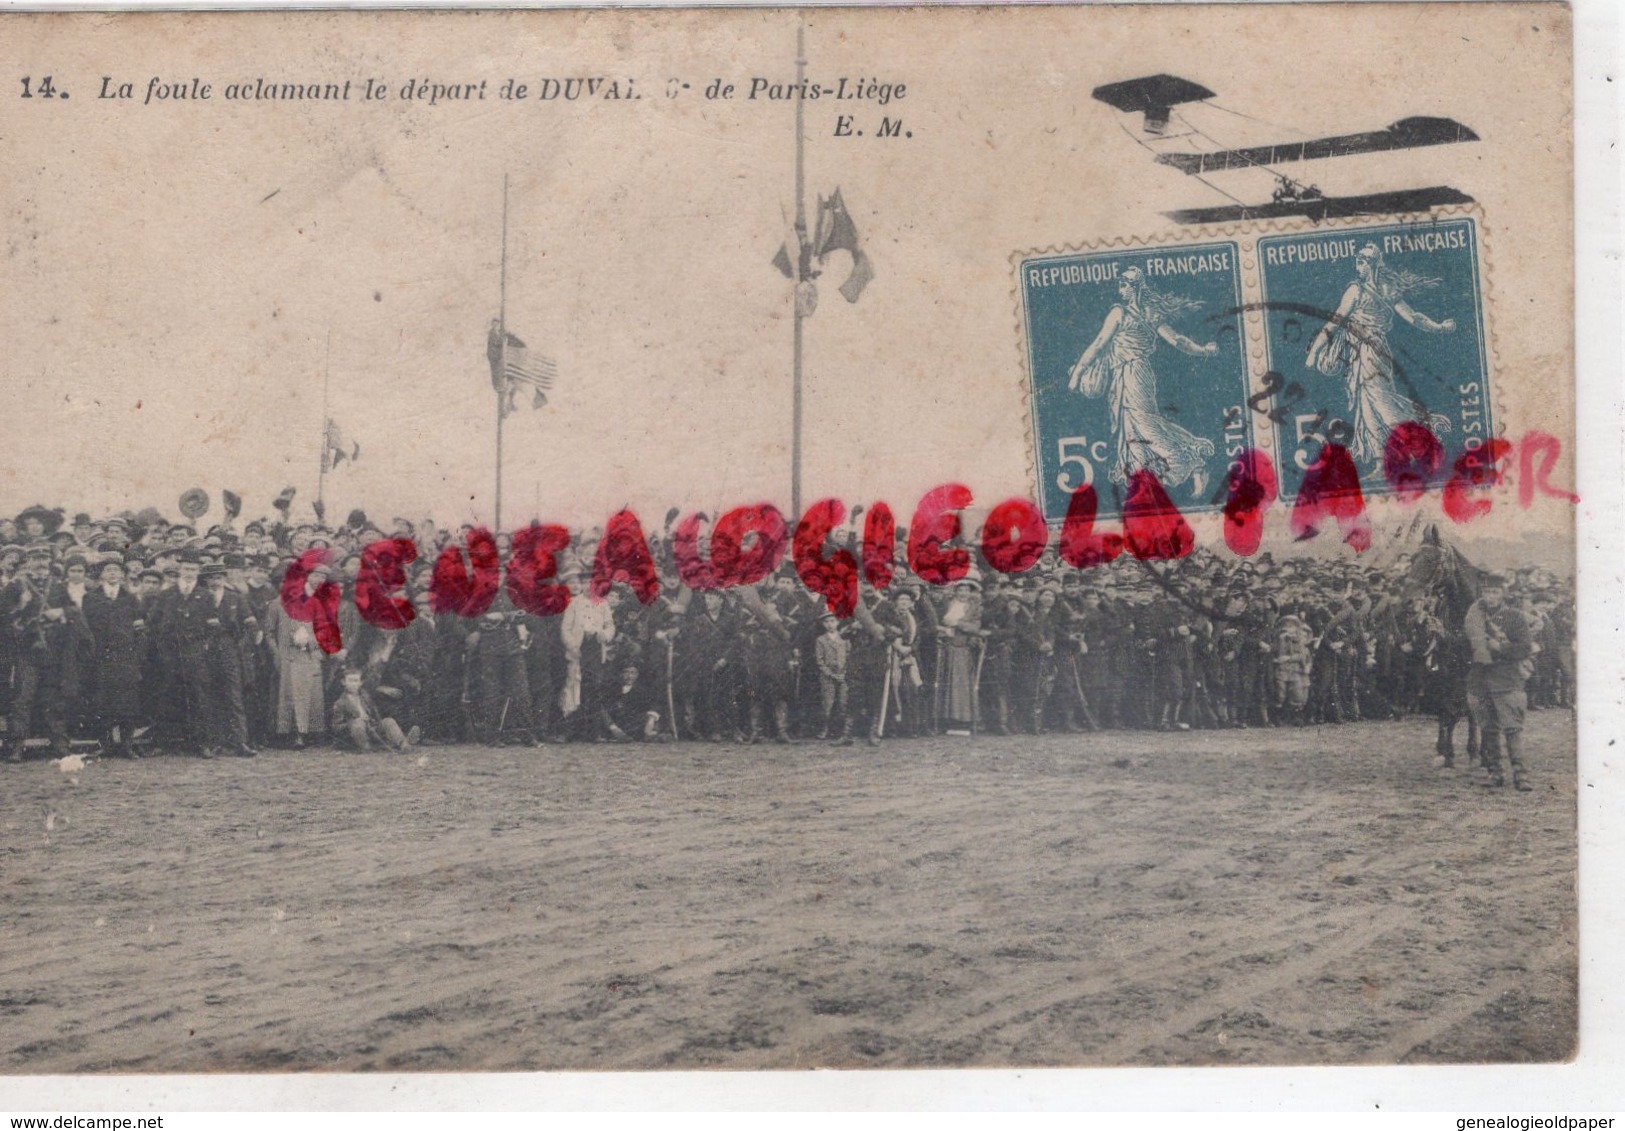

{"left": 1464, "top": 572, "right": 1535, "bottom": 791}
{"left": 1053, "top": 573, "right": 1099, "bottom": 732}
{"left": 471, "top": 589, "right": 540, "bottom": 747}
{"left": 683, "top": 589, "right": 743, "bottom": 742}
{"left": 1, "top": 544, "right": 58, "bottom": 761}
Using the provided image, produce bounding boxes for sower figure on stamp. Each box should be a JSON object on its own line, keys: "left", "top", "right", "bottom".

{"left": 1304, "top": 242, "right": 1455, "bottom": 471}
{"left": 1464, "top": 572, "right": 1534, "bottom": 791}
{"left": 1068, "top": 266, "right": 1222, "bottom": 501}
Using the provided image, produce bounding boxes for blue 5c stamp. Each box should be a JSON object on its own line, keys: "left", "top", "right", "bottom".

{"left": 1019, "top": 241, "right": 1251, "bottom": 523}
{"left": 1255, "top": 217, "right": 1491, "bottom": 499}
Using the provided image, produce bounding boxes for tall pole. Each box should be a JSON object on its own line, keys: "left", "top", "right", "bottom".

{"left": 317, "top": 328, "right": 331, "bottom": 521}
{"left": 791, "top": 19, "right": 807, "bottom": 523}
{"left": 496, "top": 174, "right": 509, "bottom": 534}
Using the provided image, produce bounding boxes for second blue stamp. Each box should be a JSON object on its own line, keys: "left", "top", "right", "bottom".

{"left": 1255, "top": 217, "right": 1492, "bottom": 499}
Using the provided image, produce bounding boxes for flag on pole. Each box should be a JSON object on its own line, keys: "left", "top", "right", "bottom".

{"left": 324, "top": 419, "right": 360, "bottom": 470}
{"left": 772, "top": 203, "right": 806, "bottom": 280}
{"left": 488, "top": 319, "right": 556, "bottom": 416}
{"left": 813, "top": 188, "right": 874, "bottom": 303}
{"left": 772, "top": 242, "right": 796, "bottom": 279}
{"left": 773, "top": 206, "right": 821, "bottom": 316}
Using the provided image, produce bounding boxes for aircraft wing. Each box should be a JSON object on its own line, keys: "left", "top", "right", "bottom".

{"left": 1164, "top": 185, "right": 1475, "bottom": 225}
{"left": 1156, "top": 117, "right": 1479, "bottom": 175}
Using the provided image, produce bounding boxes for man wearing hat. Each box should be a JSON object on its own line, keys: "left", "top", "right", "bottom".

{"left": 236, "top": 555, "right": 278, "bottom": 747}
{"left": 470, "top": 586, "right": 542, "bottom": 747}
{"left": 1464, "top": 572, "right": 1535, "bottom": 790}
{"left": 425, "top": 584, "right": 474, "bottom": 743}
{"left": 368, "top": 587, "right": 439, "bottom": 740}
{"left": 1052, "top": 573, "right": 1100, "bottom": 733}
{"left": 679, "top": 588, "right": 744, "bottom": 743}
{"left": 197, "top": 561, "right": 255, "bottom": 758}
{"left": 812, "top": 610, "right": 851, "bottom": 741}
{"left": 44, "top": 553, "right": 96, "bottom": 750}
{"left": 873, "top": 587, "right": 927, "bottom": 737}
{"left": 1074, "top": 582, "right": 1123, "bottom": 729}
{"left": 83, "top": 556, "right": 147, "bottom": 758}
{"left": 0, "top": 545, "right": 19, "bottom": 731}
{"left": 1234, "top": 586, "right": 1277, "bottom": 728}
{"left": 737, "top": 577, "right": 798, "bottom": 744}
{"left": 978, "top": 583, "right": 1030, "bottom": 735}
{"left": 1, "top": 544, "right": 58, "bottom": 761}
{"left": 150, "top": 553, "right": 230, "bottom": 757}
{"left": 135, "top": 565, "right": 165, "bottom": 601}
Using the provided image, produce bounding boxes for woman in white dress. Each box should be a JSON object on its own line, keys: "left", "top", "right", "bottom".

{"left": 1068, "top": 267, "right": 1222, "bottom": 500}
{"left": 265, "top": 564, "right": 329, "bottom": 746}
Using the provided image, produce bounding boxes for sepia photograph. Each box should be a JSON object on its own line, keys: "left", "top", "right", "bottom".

{"left": 0, "top": 1, "right": 1598, "bottom": 1100}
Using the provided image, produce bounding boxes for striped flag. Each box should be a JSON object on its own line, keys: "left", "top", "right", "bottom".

{"left": 487, "top": 319, "right": 556, "bottom": 416}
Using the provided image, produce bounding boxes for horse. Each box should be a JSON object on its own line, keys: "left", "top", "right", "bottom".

{"left": 1405, "top": 526, "right": 1484, "bottom": 767}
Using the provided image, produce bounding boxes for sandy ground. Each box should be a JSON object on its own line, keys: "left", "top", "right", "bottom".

{"left": 0, "top": 710, "right": 1576, "bottom": 1072}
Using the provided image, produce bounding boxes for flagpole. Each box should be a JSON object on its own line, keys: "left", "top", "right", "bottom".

{"left": 496, "top": 174, "right": 509, "bottom": 535}
{"left": 791, "top": 18, "right": 807, "bottom": 523}
{"left": 318, "top": 328, "right": 331, "bottom": 522}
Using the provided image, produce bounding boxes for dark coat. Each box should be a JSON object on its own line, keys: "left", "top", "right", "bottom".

{"left": 82, "top": 585, "right": 146, "bottom": 717}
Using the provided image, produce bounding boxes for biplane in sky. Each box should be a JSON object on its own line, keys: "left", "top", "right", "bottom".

{"left": 1092, "top": 74, "right": 1478, "bottom": 224}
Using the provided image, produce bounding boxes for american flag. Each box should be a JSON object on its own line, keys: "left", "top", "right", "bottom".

{"left": 487, "top": 321, "right": 556, "bottom": 415}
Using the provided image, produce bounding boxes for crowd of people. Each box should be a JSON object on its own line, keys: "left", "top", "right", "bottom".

{"left": 0, "top": 502, "right": 1575, "bottom": 763}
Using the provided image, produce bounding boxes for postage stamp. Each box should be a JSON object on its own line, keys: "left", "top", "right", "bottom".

{"left": 1017, "top": 240, "right": 1251, "bottom": 523}
{"left": 1254, "top": 215, "right": 1492, "bottom": 500}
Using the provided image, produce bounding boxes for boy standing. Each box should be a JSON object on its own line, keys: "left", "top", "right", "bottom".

{"left": 814, "top": 613, "right": 850, "bottom": 743}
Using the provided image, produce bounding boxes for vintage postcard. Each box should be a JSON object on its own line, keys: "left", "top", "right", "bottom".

{"left": 0, "top": 4, "right": 1580, "bottom": 1081}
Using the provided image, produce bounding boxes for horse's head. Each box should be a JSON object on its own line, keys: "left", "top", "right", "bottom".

{"left": 1406, "top": 525, "right": 1482, "bottom": 628}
